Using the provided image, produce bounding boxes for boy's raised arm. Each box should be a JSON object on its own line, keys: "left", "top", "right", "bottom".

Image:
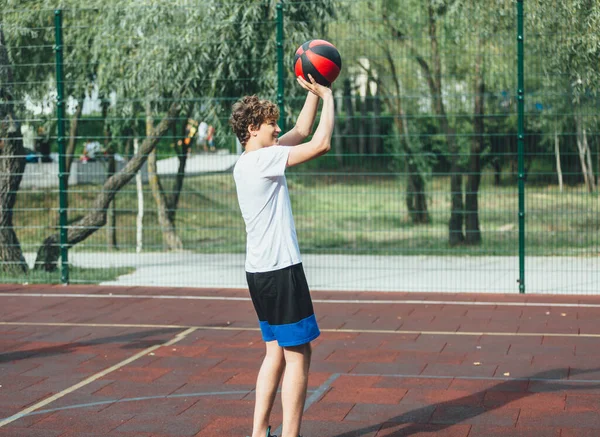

{"left": 287, "top": 75, "right": 334, "bottom": 167}
{"left": 277, "top": 91, "right": 319, "bottom": 147}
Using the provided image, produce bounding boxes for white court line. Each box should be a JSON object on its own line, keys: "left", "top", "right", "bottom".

{"left": 1, "top": 292, "right": 600, "bottom": 308}
{"left": 273, "top": 373, "right": 341, "bottom": 436}
{"left": 9, "top": 372, "right": 600, "bottom": 421}
{"left": 0, "top": 326, "right": 197, "bottom": 428}
{"left": 2, "top": 321, "right": 600, "bottom": 338}
{"left": 25, "top": 391, "right": 255, "bottom": 416}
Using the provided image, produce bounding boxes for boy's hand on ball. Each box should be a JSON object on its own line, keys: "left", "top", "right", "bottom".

{"left": 297, "top": 74, "right": 332, "bottom": 98}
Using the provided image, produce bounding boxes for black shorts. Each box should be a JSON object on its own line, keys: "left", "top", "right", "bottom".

{"left": 246, "top": 263, "right": 320, "bottom": 347}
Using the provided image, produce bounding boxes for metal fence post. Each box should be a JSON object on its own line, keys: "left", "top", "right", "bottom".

{"left": 517, "top": 0, "right": 525, "bottom": 293}
{"left": 276, "top": 1, "right": 285, "bottom": 131}
{"left": 54, "top": 9, "right": 69, "bottom": 284}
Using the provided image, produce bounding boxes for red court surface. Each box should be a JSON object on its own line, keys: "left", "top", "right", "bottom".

{"left": 1, "top": 284, "right": 600, "bottom": 436}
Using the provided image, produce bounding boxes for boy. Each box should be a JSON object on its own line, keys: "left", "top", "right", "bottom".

{"left": 229, "top": 74, "right": 334, "bottom": 437}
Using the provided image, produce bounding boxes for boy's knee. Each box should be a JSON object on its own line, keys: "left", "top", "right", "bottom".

{"left": 304, "top": 342, "right": 312, "bottom": 358}
{"left": 283, "top": 342, "right": 312, "bottom": 359}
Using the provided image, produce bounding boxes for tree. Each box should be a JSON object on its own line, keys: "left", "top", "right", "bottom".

{"left": 530, "top": 0, "right": 600, "bottom": 192}
{"left": 334, "top": 0, "right": 431, "bottom": 224}
{"left": 380, "top": 0, "right": 515, "bottom": 243}
{"left": 465, "top": 46, "right": 484, "bottom": 245}
{"left": 381, "top": 0, "right": 461, "bottom": 235}
{"left": 34, "top": 103, "right": 181, "bottom": 270}
{"left": 0, "top": 2, "right": 60, "bottom": 273}
{"left": 448, "top": 1, "right": 513, "bottom": 245}
{"left": 422, "top": 1, "right": 464, "bottom": 245}
{"left": 0, "top": 27, "right": 27, "bottom": 273}
{"left": 33, "top": 0, "right": 338, "bottom": 270}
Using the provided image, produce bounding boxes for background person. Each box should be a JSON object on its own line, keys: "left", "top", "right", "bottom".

{"left": 80, "top": 139, "right": 102, "bottom": 163}
{"left": 207, "top": 124, "right": 215, "bottom": 152}
{"left": 196, "top": 121, "right": 208, "bottom": 152}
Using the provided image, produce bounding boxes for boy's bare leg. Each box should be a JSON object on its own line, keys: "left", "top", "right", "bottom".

{"left": 252, "top": 341, "right": 285, "bottom": 437}
{"left": 281, "top": 343, "right": 312, "bottom": 437}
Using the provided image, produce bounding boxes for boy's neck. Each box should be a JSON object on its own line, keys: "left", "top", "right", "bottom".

{"left": 245, "top": 140, "right": 276, "bottom": 153}
{"left": 244, "top": 142, "right": 262, "bottom": 152}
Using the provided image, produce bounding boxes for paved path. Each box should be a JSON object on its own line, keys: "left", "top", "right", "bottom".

{"left": 156, "top": 152, "right": 238, "bottom": 176}
{"left": 21, "top": 152, "right": 239, "bottom": 188}
{"left": 2, "top": 284, "right": 600, "bottom": 436}
{"left": 24, "top": 252, "right": 600, "bottom": 294}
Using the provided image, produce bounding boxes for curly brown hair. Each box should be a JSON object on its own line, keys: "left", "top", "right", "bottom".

{"left": 229, "top": 95, "right": 280, "bottom": 147}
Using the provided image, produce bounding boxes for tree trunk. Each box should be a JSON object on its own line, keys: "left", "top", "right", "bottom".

{"left": 342, "top": 78, "right": 355, "bottom": 155}
{"left": 124, "top": 136, "right": 133, "bottom": 161}
{"left": 51, "top": 96, "right": 84, "bottom": 228}
{"left": 333, "top": 91, "right": 344, "bottom": 167}
{"left": 134, "top": 138, "right": 144, "bottom": 253}
{"left": 358, "top": 96, "right": 366, "bottom": 156}
{"left": 146, "top": 105, "right": 183, "bottom": 251}
{"left": 102, "top": 100, "right": 117, "bottom": 250}
{"left": 105, "top": 151, "right": 117, "bottom": 249}
{"left": 372, "top": 87, "right": 381, "bottom": 155}
{"left": 493, "top": 157, "right": 501, "bottom": 186}
{"left": 33, "top": 102, "right": 181, "bottom": 271}
{"left": 465, "top": 52, "right": 484, "bottom": 245}
{"left": 575, "top": 114, "right": 595, "bottom": 192}
{"left": 65, "top": 96, "right": 84, "bottom": 177}
{"left": 167, "top": 113, "right": 190, "bottom": 224}
{"left": 582, "top": 128, "right": 596, "bottom": 192}
{"left": 555, "top": 127, "right": 563, "bottom": 192}
{"left": 0, "top": 125, "right": 27, "bottom": 273}
{"left": 404, "top": 160, "right": 429, "bottom": 224}
{"left": 0, "top": 29, "right": 28, "bottom": 273}
{"left": 396, "top": 114, "right": 429, "bottom": 224}
{"left": 425, "top": 4, "right": 464, "bottom": 244}
{"left": 387, "top": 3, "right": 464, "bottom": 241}
{"left": 380, "top": 43, "right": 429, "bottom": 224}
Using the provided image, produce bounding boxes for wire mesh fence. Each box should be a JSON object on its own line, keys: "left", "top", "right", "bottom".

{"left": 0, "top": 0, "right": 598, "bottom": 293}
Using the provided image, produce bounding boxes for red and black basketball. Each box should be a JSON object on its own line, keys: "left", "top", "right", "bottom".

{"left": 294, "top": 39, "right": 342, "bottom": 87}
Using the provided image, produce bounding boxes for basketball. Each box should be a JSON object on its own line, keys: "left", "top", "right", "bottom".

{"left": 294, "top": 39, "right": 342, "bottom": 87}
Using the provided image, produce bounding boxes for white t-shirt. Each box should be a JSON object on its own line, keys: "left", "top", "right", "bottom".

{"left": 197, "top": 122, "right": 208, "bottom": 142}
{"left": 233, "top": 146, "right": 301, "bottom": 273}
{"left": 85, "top": 141, "right": 102, "bottom": 158}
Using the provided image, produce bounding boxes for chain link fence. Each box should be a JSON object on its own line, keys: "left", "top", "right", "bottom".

{"left": 0, "top": 0, "right": 597, "bottom": 293}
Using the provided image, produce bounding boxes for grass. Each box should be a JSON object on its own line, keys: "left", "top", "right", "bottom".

{"left": 0, "top": 266, "right": 135, "bottom": 285}
{"left": 11, "top": 171, "right": 600, "bottom": 258}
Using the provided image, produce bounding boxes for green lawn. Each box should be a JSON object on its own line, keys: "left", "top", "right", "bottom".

{"left": 12, "top": 171, "right": 600, "bottom": 258}
{"left": 0, "top": 266, "right": 135, "bottom": 285}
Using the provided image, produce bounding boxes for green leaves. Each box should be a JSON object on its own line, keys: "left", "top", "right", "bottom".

{"left": 529, "top": 0, "right": 600, "bottom": 99}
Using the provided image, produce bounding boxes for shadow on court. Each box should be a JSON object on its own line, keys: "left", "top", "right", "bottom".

{"left": 0, "top": 328, "right": 177, "bottom": 363}
{"left": 331, "top": 368, "right": 600, "bottom": 437}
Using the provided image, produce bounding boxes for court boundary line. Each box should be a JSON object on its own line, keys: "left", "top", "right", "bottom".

{"left": 0, "top": 327, "right": 197, "bottom": 428}
{"left": 7, "top": 372, "right": 600, "bottom": 421}
{"left": 2, "top": 292, "right": 600, "bottom": 308}
{"left": 2, "top": 321, "right": 600, "bottom": 338}
{"left": 22, "top": 390, "right": 256, "bottom": 417}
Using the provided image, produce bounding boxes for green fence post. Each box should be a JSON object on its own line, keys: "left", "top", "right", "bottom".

{"left": 517, "top": 0, "right": 525, "bottom": 293}
{"left": 54, "top": 9, "right": 69, "bottom": 284}
{"left": 276, "top": 1, "right": 285, "bottom": 131}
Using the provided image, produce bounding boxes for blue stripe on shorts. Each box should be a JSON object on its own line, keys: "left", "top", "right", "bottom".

{"left": 259, "top": 314, "right": 320, "bottom": 347}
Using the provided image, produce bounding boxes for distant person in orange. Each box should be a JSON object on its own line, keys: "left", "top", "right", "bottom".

{"left": 177, "top": 118, "right": 198, "bottom": 156}
{"left": 207, "top": 124, "right": 215, "bottom": 152}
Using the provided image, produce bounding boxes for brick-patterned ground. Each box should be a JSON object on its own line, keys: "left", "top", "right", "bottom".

{"left": 1, "top": 284, "right": 600, "bottom": 436}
